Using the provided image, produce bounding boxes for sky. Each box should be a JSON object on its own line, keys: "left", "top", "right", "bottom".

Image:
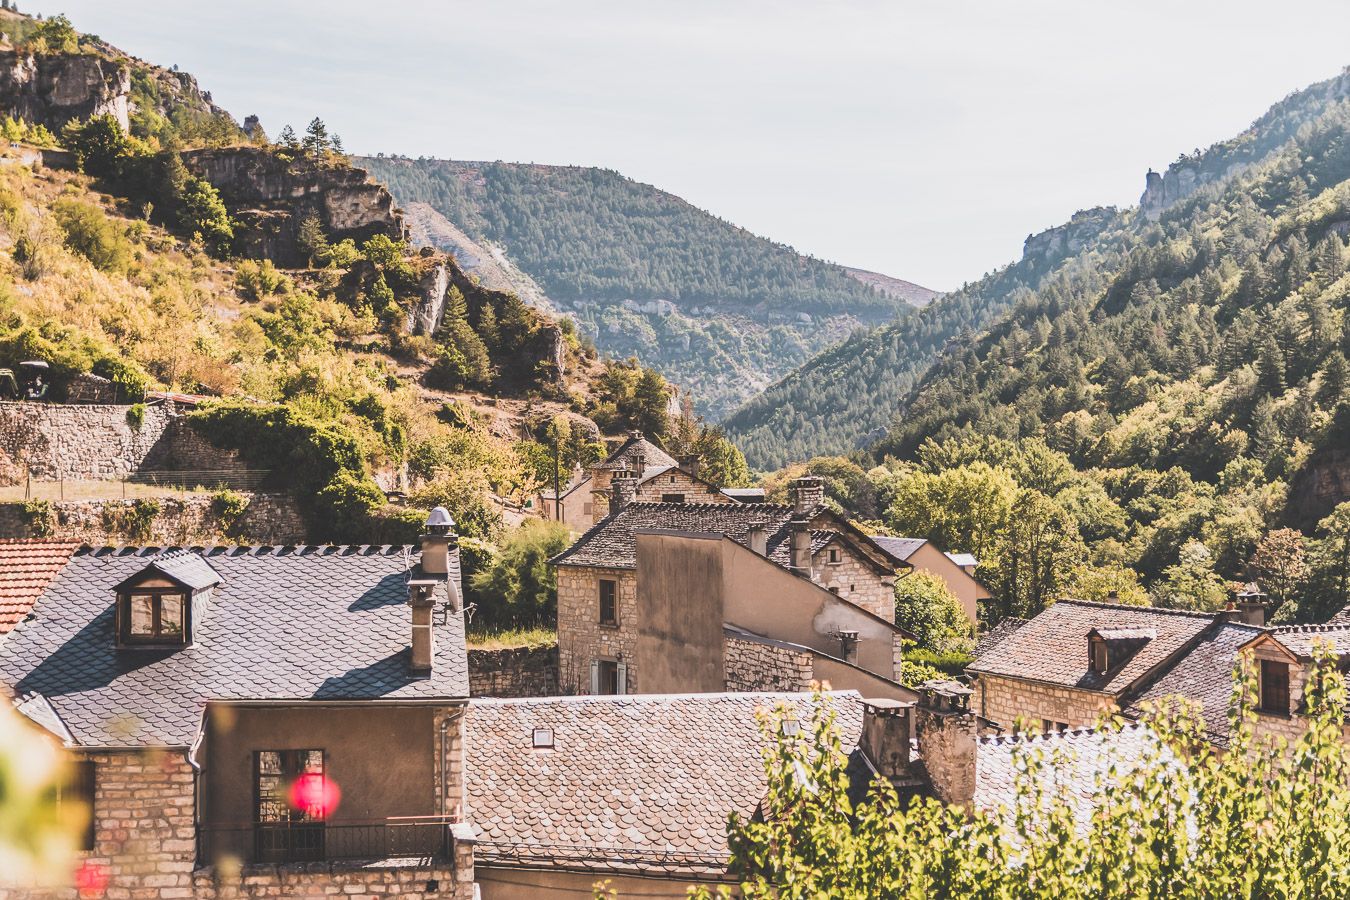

{"left": 30, "top": 0, "right": 1350, "bottom": 290}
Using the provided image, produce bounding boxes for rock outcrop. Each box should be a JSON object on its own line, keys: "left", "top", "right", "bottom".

{"left": 1022, "top": 207, "right": 1116, "bottom": 269}
{"left": 0, "top": 49, "right": 130, "bottom": 131}
{"left": 181, "top": 147, "right": 405, "bottom": 266}
{"left": 407, "top": 261, "right": 451, "bottom": 336}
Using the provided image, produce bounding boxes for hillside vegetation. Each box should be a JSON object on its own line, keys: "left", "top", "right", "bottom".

{"left": 362, "top": 157, "right": 922, "bottom": 418}
{"left": 772, "top": 69, "right": 1350, "bottom": 627}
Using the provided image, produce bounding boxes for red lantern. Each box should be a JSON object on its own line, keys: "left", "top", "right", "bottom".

{"left": 289, "top": 773, "right": 341, "bottom": 819}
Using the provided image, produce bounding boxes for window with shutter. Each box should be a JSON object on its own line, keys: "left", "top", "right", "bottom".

{"left": 1260, "top": 660, "right": 1291, "bottom": 714}
{"left": 598, "top": 579, "right": 618, "bottom": 625}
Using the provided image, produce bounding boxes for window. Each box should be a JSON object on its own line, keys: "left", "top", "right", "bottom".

{"left": 57, "top": 760, "right": 96, "bottom": 851}
{"left": 1260, "top": 660, "right": 1291, "bottom": 714}
{"left": 598, "top": 579, "right": 618, "bottom": 626}
{"left": 1041, "top": 720, "right": 1068, "bottom": 734}
{"left": 669, "top": 475, "right": 677, "bottom": 483}
{"left": 532, "top": 728, "right": 554, "bottom": 749}
{"left": 828, "top": 548, "right": 840, "bottom": 564}
{"left": 1091, "top": 640, "right": 1109, "bottom": 674}
{"left": 254, "top": 750, "right": 326, "bottom": 863}
{"left": 120, "top": 590, "right": 188, "bottom": 645}
{"left": 661, "top": 493, "right": 686, "bottom": 503}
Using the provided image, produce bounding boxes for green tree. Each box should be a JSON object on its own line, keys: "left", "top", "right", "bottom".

{"left": 296, "top": 215, "right": 329, "bottom": 267}
{"left": 1248, "top": 527, "right": 1308, "bottom": 617}
{"left": 987, "top": 489, "right": 1085, "bottom": 620}
{"left": 893, "top": 570, "right": 972, "bottom": 652}
{"left": 53, "top": 199, "right": 132, "bottom": 273}
{"left": 62, "top": 114, "right": 130, "bottom": 177}
{"left": 884, "top": 462, "right": 1017, "bottom": 563}
{"left": 1154, "top": 540, "right": 1228, "bottom": 610}
{"left": 26, "top": 13, "right": 79, "bottom": 52}
{"left": 178, "top": 176, "right": 233, "bottom": 256}
{"left": 302, "top": 117, "right": 331, "bottom": 156}
{"left": 468, "top": 519, "right": 572, "bottom": 628}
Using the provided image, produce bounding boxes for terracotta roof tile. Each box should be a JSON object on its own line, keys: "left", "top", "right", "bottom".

{"left": 968, "top": 600, "right": 1217, "bottom": 695}
{"left": 0, "top": 540, "right": 77, "bottom": 634}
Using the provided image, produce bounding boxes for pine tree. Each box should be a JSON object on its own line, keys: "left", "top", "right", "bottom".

{"left": 302, "top": 118, "right": 330, "bottom": 157}
{"left": 1319, "top": 351, "right": 1349, "bottom": 407}
{"left": 1255, "top": 331, "right": 1286, "bottom": 396}
{"left": 296, "top": 215, "right": 329, "bottom": 267}
{"left": 277, "top": 124, "right": 298, "bottom": 149}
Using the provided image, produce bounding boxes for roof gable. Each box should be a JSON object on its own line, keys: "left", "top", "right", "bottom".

{"left": 600, "top": 435, "right": 677, "bottom": 472}
{"left": 113, "top": 549, "right": 222, "bottom": 593}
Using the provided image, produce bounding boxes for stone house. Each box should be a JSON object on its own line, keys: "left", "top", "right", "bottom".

{"left": 551, "top": 475, "right": 913, "bottom": 697}
{"left": 462, "top": 685, "right": 1166, "bottom": 897}
{"left": 870, "top": 536, "right": 991, "bottom": 623}
{"left": 538, "top": 432, "right": 760, "bottom": 531}
{"left": 967, "top": 599, "right": 1269, "bottom": 734}
{"left": 0, "top": 512, "right": 478, "bottom": 900}
{"left": 1232, "top": 625, "right": 1350, "bottom": 745}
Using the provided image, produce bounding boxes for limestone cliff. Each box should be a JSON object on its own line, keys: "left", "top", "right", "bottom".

{"left": 0, "top": 48, "right": 130, "bottom": 131}
{"left": 1021, "top": 207, "right": 1116, "bottom": 269}
{"left": 182, "top": 147, "right": 405, "bottom": 267}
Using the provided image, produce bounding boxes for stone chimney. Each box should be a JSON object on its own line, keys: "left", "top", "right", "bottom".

{"left": 915, "top": 680, "right": 978, "bottom": 810}
{"left": 747, "top": 523, "right": 768, "bottom": 556}
{"left": 1234, "top": 582, "right": 1268, "bottom": 627}
{"left": 790, "top": 476, "right": 825, "bottom": 517}
{"left": 838, "top": 629, "right": 860, "bottom": 664}
{"left": 789, "top": 520, "right": 813, "bottom": 577}
{"left": 611, "top": 473, "right": 638, "bottom": 513}
{"left": 860, "top": 699, "right": 914, "bottom": 780}
{"left": 678, "top": 453, "right": 701, "bottom": 479}
{"left": 409, "top": 507, "right": 457, "bottom": 675}
{"left": 630, "top": 445, "right": 646, "bottom": 481}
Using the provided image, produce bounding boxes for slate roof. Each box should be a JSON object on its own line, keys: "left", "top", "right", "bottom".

{"left": 947, "top": 552, "right": 979, "bottom": 569}
{"left": 553, "top": 501, "right": 896, "bottom": 578}
{"left": 0, "top": 545, "right": 468, "bottom": 748}
{"left": 1121, "top": 620, "right": 1265, "bottom": 748}
{"left": 973, "top": 618, "right": 1026, "bottom": 658}
{"left": 0, "top": 540, "right": 77, "bottom": 634}
{"left": 599, "top": 435, "right": 676, "bottom": 472}
{"left": 871, "top": 536, "right": 927, "bottom": 563}
{"left": 968, "top": 600, "right": 1217, "bottom": 695}
{"left": 1265, "top": 624, "right": 1350, "bottom": 658}
{"left": 464, "top": 691, "right": 866, "bottom": 876}
{"left": 973, "top": 724, "right": 1175, "bottom": 833}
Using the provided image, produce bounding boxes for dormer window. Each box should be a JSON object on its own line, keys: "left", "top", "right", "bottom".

{"left": 124, "top": 590, "right": 187, "bottom": 643}
{"left": 114, "top": 551, "right": 221, "bottom": 649}
{"left": 1087, "top": 626, "right": 1155, "bottom": 675}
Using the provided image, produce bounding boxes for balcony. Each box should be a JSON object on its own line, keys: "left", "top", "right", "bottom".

{"left": 198, "top": 817, "right": 457, "bottom": 866}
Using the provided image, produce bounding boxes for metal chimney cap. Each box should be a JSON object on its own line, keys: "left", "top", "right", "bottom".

{"left": 426, "top": 506, "right": 456, "bottom": 534}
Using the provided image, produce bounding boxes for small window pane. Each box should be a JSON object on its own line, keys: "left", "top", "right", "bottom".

{"left": 129, "top": 595, "right": 155, "bottom": 635}
{"left": 160, "top": 596, "right": 184, "bottom": 637}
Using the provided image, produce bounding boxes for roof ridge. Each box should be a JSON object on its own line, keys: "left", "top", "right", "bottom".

{"left": 470, "top": 689, "right": 863, "bottom": 707}
{"left": 979, "top": 721, "right": 1147, "bottom": 747}
{"left": 1056, "top": 599, "right": 1220, "bottom": 621}
{"left": 75, "top": 544, "right": 416, "bottom": 556}
{"left": 1271, "top": 623, "right": 1350, "bottom": 633}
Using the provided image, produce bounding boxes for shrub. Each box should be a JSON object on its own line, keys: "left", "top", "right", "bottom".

{"left": 125, "top": 403, "right": 145, "bottom": 430}
{"left": 18, "top": 500, "right": 53, "bottom": 538}
{"left": 123, "top": 498, "right": 160, "bottom": 541}
{"left": 467, "top": 520, "right": 572, "bottom": 629}
{"left": 53, "top": 199, "right": 132, "bottom": 273}
{"left": 903, "top": 646, "right": 974, "bottom": 678}
{"left": 62, "top": 115, "right": 132, "bottom": 178}
{"left": 234, "top": 259, "right": 289, "bottom": 300}
{"left": 91, "top": 356, "right": 150, "bottom": 403}
{"left": 210, "top": 489, "right": 250, "bottom": 538}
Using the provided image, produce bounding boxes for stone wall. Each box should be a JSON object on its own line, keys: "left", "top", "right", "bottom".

{"left": 723, "top": 636, "right": 813, "bottom": 692}
{"left": 193, "top": 855, "right": 473, "bottom": 900}
{"left": 556, "top": 566, "right": 637, "bottom": 694}
{"left": 0, "top": 401, "right": 247, "bottom": 482}
{"left": 633, "top": 469, "right": 728, "bottom": 505}
{"left": 0, "top": 493, "right": 307, "bottom": 545}
{"left": 975, "top": 674, "right": 1116, "bottom": 732}
{"left": 812, "top": 544, "right": 894, "bottom": 622}
{"left": 468, "top": 644, "right": 559, "bottom": 698}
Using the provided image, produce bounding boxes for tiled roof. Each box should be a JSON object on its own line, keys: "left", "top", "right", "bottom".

{"left": 0, "top": 540, "right": 77, "bottom": 634}
{"left": 1121, "top": 621, "right": 1265, "bottom": 748}
{"left": 968, "top": 601, "right": 1217, "bottom": 695}
{"left": 599, "top": 435, "right": 676, "bottom": 472}
{"left": 973, "top": 618, "right": 1026, "bottom": 658}
{"left": 0, "top": 545, "right": 468, "bottom": 748}
{"left": 1266, "top": 624, "right": 1350, "bottom": 658}
{"left": 115, "top": 547, "right": 221, "bottom": 592}
{"left": 871, "top": 536, "right": 927, "bottom": 563}
{"left": 1328, "top": 604, "right": 1350, "bottom": 626}
{"left": 973, "top": 724, "right": 1174, "bottom": 832}
{"left": 465, "top": 691, "right": 865, "bottom": 876}
{"left": 553, "top": 502, "right": 896, "bottom": 580}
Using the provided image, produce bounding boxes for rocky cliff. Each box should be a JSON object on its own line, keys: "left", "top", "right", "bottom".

{"left": 0, "top": 49, "right": 129, "bottom": 131}
{"left": 1021, "top": 206, "right": 1117, "bottom": 269}
{"left": 182, "top": 147, "right": 405, "bottom": 267}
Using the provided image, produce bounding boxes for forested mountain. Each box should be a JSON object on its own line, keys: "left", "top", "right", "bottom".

{"left": 360, "top": 157, "right": 926, "bottom": 418}
{"left": 767, "top": 67, "right": 1350, "bottom": 628}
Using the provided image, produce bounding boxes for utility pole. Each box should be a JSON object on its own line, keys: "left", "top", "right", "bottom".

{"left": 552, "top": 432, "right": 561, "bottom": 522}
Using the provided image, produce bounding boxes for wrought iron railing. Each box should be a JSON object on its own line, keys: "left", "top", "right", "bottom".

{"left": 197, "top": 817, "right": 454, "bottom": 866}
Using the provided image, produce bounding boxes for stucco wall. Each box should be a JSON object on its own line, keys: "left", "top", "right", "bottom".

{"left": 477, "top": 867, "right": 718, "bottom": 899}
{"left": 905, "top": 543, "right": 985, "bottom": 623}
{"left": 975, "top": 674, "right": 1117, "bottom": 731}
{"left": 556, "top": 566, "right": 637, "bottom": 694}
{"left": 635, "top": 532, "right": 727, "bottom": 693}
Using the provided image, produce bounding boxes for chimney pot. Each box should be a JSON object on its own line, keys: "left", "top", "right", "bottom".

{"left": 915, "top": 680, "right": 977, "bottom": 809}
{"left": 838, "top": 629, "right": 860, "bottom": 664}
{"left": 630, "top": 447, "right": 646, "bottom": 480}
{"left": 790, "top": 476, "right": 825, "bottom": 517}
{"left": 861, "top": 699, "right": 914, "bottom": 780}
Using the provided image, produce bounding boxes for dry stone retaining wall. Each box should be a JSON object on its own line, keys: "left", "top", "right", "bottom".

{"left": 468, "top": 645, "right": 559, "bottom": 697}
{"left": 0, "top": 493, "right": 306, "bottom": 545}
{"left": 723, "top": 636, "right": 813, "bottom": 692}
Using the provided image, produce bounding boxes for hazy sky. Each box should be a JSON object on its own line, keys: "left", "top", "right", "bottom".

{"left": 31, "top": 1, "right": 1350, "bottom": 289}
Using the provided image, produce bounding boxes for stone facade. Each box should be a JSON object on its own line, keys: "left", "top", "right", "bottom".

{"left": 632, "top": 469, "right": 729, "bottom": 505}
{"left": 192, "top": 856, "right": 473, "bottom": 900}
{"left": 0, "top": 401, "right": 246, "bottom": 482}
{"left": 975, "top": 673, "right": 1117, "bottom": 732}
{"left": 723, "top": 636, "right": 813, "bottom": 692}
{"left": 556, "top": 567, "right": 637, "bottom": 694}
{"left": 812, "top": 543, "right": 894, "bottom": 621}
{"left": 467, "top": 645, "right": 559, "bottom": 698}
{"left": 0, "top": 493, "right": 307, "bottom": 545}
